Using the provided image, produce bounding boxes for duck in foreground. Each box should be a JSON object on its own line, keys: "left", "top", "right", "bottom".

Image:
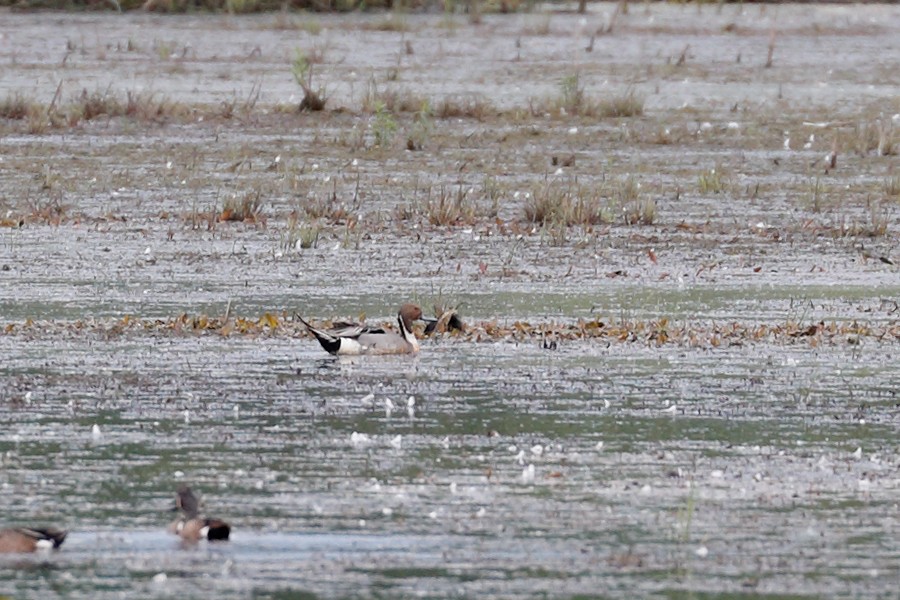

{"left": 299, "top": 303, "right": 427, "bottom": 355}
{"left": 169, "top": 485, "right": 231, "bottom": 542}
{"left": 0, "top": 527, "right": 67, "bottom": 553}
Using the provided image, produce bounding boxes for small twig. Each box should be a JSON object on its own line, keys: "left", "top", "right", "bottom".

{"left": 676, "top": 44, "right": 690, "bottom": 67}
{"left": 47, "top": 81, "right": 63, "bottom": 116}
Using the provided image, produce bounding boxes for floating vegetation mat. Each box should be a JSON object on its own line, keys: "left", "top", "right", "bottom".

{"left": 4, "top": 314, "right": 898, "bottom": 347}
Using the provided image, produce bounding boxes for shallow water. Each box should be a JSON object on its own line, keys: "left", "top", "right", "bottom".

{"left": 1, "top": 3, "right": 900, "bottom": 598}
{"left": 3, "top": 331, "right": 900, "bottom": 597}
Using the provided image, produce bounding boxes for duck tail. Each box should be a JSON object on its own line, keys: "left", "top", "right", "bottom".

{"left": 204, "top": 519, "right": 231, "bottom": 541}
{"left": 23, "top": 527, "right": 67, "bottom": 549}
{"left": 298, "top": 316, "right": 342, "bottom": 355}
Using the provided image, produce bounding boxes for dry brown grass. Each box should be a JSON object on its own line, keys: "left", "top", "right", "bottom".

{"left": 597, "top": 89, "right": 645, "bottom": 118}
{"left": 71, "top": 89, "right": 125, "bottom": 122}
{"left": 362, "top": 85, "right": 427, "bottom": 115}
{"left": 623, "top": 198, "right": 657, "bottom": 225}
{"left": 0, "top": 93, "right": 34, "bottom": 120}
{"left": 435, "top": 95, "right": 495, "bottom": 120}
{"left": 359, "top": 17, "right": 410, "bottom": 33}
{"left": 298, "top": 178, "right": 360, "bottom": 224}
{"left": 852, "top": 117, "right": 897, "bottom": 156}
{"left": 221, "top": 190, "right": 264, "bottom": 223}
{"left": 525, "top": 179, "right": 611, "bottom": 226}
{"left": 533, "top": 74, "right": 645, "bottom": 119}
{"left": 423, "top": 185, "right": 480, "bottom": 226}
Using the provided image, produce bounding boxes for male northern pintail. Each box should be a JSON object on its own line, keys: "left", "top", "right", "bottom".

{"left": 169, "top": 485, "right": 231, "bottom": 542}
{"left": 0, "top": 527, "right": 67, "bottom": 553}
{"left": 299, "top": 303, "right": 428, "bottom": 356}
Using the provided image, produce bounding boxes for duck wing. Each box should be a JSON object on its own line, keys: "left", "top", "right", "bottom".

{"left": 329, "top": 322, "right": 387, "bottom": 338}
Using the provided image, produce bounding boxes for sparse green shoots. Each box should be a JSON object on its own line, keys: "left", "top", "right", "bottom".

{"left": 292, "top": 49, "right": 326, "bottom": 112}
{"left": 283, "top": 215, "right": 319, "bottom": 251}
{"left": 481, "top": 175, "right": 505, "bottom": 217}
{"left": 407, "top": 100, "right": 433, "bottom": 150}
{"left": 615, "top": 176, "right": 654, "bottom": 225}
{"left": 154, "top": 40, "right": 176, "bottom": 61}
{"left": 372, "top": 101, "right": 398, "bottom": 147}
{"left": 362, "top": 80, "right": 427, "bottom": 115}
{"left": 560, "top": 73, "right": 584, "bottom": 116}
{"left": 672, "top": 481, "right": 698, "bottom": 578}
{"left": 809, "top": 177, "right": 826, "bottom": 213}
{"left": 615, "top": 175, "right": 641, "bottom": 203}
{"left": 549, "top": 75, "right": 643, "bottom": 118}
{"left": 225, "top": 0, "right": 258, "bottom": 14}
{"left": 698, "top": 168, "right": 727, "bottom": 194}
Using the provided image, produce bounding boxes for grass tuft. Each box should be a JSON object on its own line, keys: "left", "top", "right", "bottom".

{"left": 424, "top": 185, "right": 479, "bottom": 226}
{"left": 539, "top": 74, "right": 644, "bottom": 119}
{"left": 435, "top": 95, "right": 495, "bottom": 120}
{"left": 372, "top": 102, "right": 398, "bottom": 147}
{"left": 292, "top": 49, "right": 327, "bottom": 112}
{"left": 525, "top": 179, "right": 611, "bottom": 226}
{"left": 698, "top": 168, "right": 728, "bottom": 194}
{"left": 0, "top": 93, "right": 34, "bottom": 120}
{"left": 598, "top": 89, "right": 645, "bottom": 118}
{"left": 883, "top": 175, "right": 900, "bottom": 200}
{"left": 362, "top": 17, "right": 410, "bottom": 32}
{"left": 282, "top": 214, "right": 319, "bottom": 251}
{"left": 221, "top": 190, "right": 264, "bottom": 223}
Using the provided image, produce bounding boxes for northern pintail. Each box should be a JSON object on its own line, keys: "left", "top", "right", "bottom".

{"left": 169, "top": 485, "right": 231, "bottom": 542}
{"left": 300, "top": 303, "right": 427, "bottom": 355}
{"left": 0, "top": 527, "right": 67, "bottom": 553}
